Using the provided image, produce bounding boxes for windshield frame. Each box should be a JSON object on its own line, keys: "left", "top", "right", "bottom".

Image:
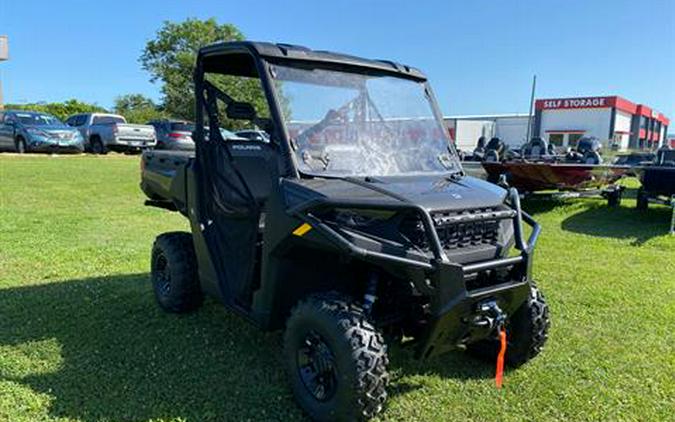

{"left": 265, "top": 59, "right": 462, "bottom": 179}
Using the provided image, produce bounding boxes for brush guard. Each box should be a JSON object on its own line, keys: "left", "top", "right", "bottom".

{"left": 289, "top": 188, "right": 540, "bottom": 358}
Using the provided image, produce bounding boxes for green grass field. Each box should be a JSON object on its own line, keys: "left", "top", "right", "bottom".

{"left": 1, "top": 154, "right": 673, "bottom": 422}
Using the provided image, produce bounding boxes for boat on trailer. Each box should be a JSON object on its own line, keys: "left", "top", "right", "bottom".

{"left": 480, "top": 137, "right": 630, "bottom": 206}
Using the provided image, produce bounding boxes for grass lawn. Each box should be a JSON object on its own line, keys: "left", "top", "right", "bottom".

{"left": 0, "top": 154, "right": 673, "bottom": 421}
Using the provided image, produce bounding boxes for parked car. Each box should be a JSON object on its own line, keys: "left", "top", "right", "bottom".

{"left": 235, "top": 129, "right": 269, "bottom": 142}
{"left": 0, "top": 110, "right": 84, "bottom": 153}
{"left": 65, "top": 113, "right": 156, "bottom": 154}
{"left": 147, "top": 119, "right": 196, "bottom": 150}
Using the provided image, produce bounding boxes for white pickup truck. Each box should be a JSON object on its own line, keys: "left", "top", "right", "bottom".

{"left": 65, "top": 113, "right": 156, "bottom": 154}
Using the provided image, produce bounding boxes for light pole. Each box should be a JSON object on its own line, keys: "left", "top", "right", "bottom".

{"left": 0, "top": 35, "right": 8, "bottom": 109}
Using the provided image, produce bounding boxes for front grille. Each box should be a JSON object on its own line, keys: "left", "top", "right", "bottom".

{"left": 49, "top": 132, "right": 72, "bottom": 139}
{"left": 432, "top": 208, "right": 512, "bottom": 250}
{"left": 399, "top": 207, "right": 514, "bottom": 253}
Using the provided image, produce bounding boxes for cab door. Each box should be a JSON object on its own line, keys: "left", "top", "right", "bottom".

{"left": 191, "top": 51, "right": 282, "bottom": 312}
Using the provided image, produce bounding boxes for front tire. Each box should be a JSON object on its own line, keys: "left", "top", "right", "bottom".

{"left": 636, "top": 187, "right": 649, "bottom": 211}
{"left": 150, "top": 232, "right": 202, "bottom": 313}
{"left": 467, "top": 283, "right": 550, "bottom": 367}
{"left": 15, "top": 137, "right": 27, "bottom": 154}
{"left": 283, "top": 293, "right": 389, "bottom": 421}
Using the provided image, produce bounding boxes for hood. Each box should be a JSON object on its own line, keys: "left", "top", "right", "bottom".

{"left": 285, "top": 173, "right": 507, "bottom": 212}
{"left": 26, "top": 124, "right": 74, "bottom": 132}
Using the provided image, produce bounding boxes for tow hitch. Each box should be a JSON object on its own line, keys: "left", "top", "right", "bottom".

{"left": 471, "top": 300, "right": 509, "bottom": 388}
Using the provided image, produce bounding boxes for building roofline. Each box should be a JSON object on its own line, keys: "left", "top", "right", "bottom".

{"left": 444, "top": 113, "right": 531, "bottom": 120}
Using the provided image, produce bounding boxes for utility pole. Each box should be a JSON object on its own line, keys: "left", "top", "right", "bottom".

{"left": 0, "top": 35, "right": 8, "bottom": 109}
{"left": 525, "top": 75, "right": 537, "bottom": 143}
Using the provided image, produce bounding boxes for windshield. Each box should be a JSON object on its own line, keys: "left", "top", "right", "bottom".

{"left": 93, "top": 115, "right": 125, "bottom": 125}
{"left": 271, "top": 64, "right": 459, "bottom": 177}
{"left": 171, "top": 122, "right": 195, "bottom": 132}
{"left": 15, "top": 113, "right": 63, "bottom": 126}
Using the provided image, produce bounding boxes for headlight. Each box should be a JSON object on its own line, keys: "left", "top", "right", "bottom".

{"left": 328, "top": 208, "right": 397, "bottom": 229}
{"left": 323, "top": 208, "right": 427, "bottom": 251}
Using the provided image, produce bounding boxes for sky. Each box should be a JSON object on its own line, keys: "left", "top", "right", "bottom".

{"left": 0, "top": 0, "right": 673, "bottom": 121}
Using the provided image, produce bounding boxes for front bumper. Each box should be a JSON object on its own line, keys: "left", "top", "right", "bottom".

{"left": 157, "top": 140, "right": 195, "bottom": 151}
{"left": 290, "top": 188, "right": 541, "bottom": 359}
{"left": 29, "top": 140, "right": 84, "bottom": 153}
{"left": 109, "top": 138, "right": 157, "bottom": 150}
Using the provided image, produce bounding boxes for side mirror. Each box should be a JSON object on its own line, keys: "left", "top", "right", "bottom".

{"left": 226, "top": 102, "right": 256, "bottom": 121}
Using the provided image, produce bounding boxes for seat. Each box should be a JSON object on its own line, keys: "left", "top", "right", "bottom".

{"left": 523, "top": 137, "right": 549, "bottom": 159}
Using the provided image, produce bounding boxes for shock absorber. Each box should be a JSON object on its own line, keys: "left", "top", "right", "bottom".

{"left": 362, "top": 272, "right": 379, "bottom": 315}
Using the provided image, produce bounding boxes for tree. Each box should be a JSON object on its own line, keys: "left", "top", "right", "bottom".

{"left": 5, "top": 99, "right": 107, "bottom": 121}
{"left": 113, "top": 94, "right": 165, "bottom": 123}
{"left": 140, "top": 18, "right": 266, "bottom": 126}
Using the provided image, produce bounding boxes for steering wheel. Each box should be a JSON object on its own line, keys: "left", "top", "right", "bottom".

{"left": 294, "top": 107, "right": 349, "bottom": 150}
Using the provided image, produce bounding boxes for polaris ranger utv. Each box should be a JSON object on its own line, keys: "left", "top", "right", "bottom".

{"left": 142, "top": 41, "right": 550, "bottom": 421}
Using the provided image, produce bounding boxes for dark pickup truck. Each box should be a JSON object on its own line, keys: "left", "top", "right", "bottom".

{"left": 140, "top": 129, "right": 245, "bottom": 204}
{"left": 140, "top": 150, "right": 193, "bottom": 204}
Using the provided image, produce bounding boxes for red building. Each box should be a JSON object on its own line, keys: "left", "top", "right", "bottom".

{"left": 533, "top": 95, "right": 670, "bottom": 150}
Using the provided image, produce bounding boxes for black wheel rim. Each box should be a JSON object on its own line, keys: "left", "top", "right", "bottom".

{"left": 154, "top": 254, "right": 171, "bottom": 296}
{"left": 297, "top": 330, "right": 338, "bottom": 402}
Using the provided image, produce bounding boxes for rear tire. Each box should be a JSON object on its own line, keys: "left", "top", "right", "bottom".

{"left": 636, "top": 187, "right": 649, "bottom": 211}
{"left": 90, "top": 137, "right": 107, "bottom": 155}
{"left": 150, "top": 232, "right": 202, "bottom": 313}
{"left": 467, "top": 283, "right": 550, "bottom": 367}
{"left": 283, "top": 292, "right": 389, "bottom": 421}
{"left": 15, "top": 137, "right": 27, "bottom": 154}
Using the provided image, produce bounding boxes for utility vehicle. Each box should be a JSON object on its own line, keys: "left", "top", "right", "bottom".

{"left": 635, "top": 147, "right": 675, "bottom": 234}
{"left": 142, "top": 41, "right": 550, "bottom": 421}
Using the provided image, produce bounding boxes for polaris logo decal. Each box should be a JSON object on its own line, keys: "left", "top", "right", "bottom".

{"left": 231, "top": 144, "right": 262, "bottom": 151}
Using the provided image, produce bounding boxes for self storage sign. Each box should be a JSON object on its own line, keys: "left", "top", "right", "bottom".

{"left": 539, "top": 97, "right": 611, "bottom": 110}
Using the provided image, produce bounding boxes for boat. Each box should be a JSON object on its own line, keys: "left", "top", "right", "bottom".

{"left": 482, "top": 161, "right": 630, "bottom": 192}
{"left": 480, "top": 136, "right": 630, "bottom": 205}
